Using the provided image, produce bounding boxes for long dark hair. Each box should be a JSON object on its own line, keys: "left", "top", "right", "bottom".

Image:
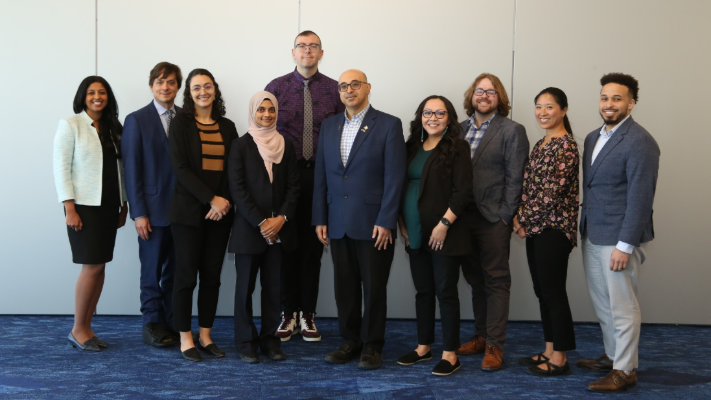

{"left": 73, "top": 76, "right": 122, "bottom": 152}
{"left": 181, "top": 68, "right": 226, "bottom": 120}
{"left": 406, "top": 95, "right": 463, "bottom": 178}
{"left": 534, "top": 87, "right": 572, "bottom": 135}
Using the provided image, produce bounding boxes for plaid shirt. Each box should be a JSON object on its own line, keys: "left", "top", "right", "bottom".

{"left": 464, "top": 113, "right": 496, "bottom": 159}
{"left": 341, "top": 104, "right": 370, "bottom": 166}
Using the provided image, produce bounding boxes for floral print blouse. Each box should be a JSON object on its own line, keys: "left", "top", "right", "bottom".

{"left": 517, "top": 134, "right": 580, "bottom": 246}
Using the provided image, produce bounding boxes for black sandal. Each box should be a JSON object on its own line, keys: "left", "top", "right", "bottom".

{"left": 518, "top": 352, "right": 549, "bottom": 366}
{"left": 526, "top": 361, "right": 571, "bottom": 376}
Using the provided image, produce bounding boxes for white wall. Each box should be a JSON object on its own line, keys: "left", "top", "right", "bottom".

{"left": 1, "top": 0, "right": 709, "bottom": 324}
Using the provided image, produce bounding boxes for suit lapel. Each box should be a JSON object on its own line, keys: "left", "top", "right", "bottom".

{"left": 187, "top": 116, "right": 204, "bottom": 180}
{"left": 418, "top": 145, "right": 440, "bottom": 201}
{"left": 248, "top": 134, "right": 273, "bottom": 184}
{"left": 471, "top": 114, "right": 502, "bottom": 166}
{"left": 344, "top": 107, "right": 377, "bottom": 171}
{"left": 588, "top": 117, "right": 633, "bottom": 182}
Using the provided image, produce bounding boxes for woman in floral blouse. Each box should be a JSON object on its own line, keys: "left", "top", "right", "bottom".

{"left": 513, "top": 87, "right": 580, "bottom": 377}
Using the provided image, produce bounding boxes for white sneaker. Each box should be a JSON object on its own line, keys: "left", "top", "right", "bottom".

{"left": 276, "top": 311, "right": 297, "bottom": 341}
{"left": 299, "top": 311, "right": 322, "bottom": 342}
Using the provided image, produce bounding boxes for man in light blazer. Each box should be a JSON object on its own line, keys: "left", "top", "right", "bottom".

{"left": 312, "top": 69, "right": 406, "bottom": 370}
{"left": 578, "top": 73, "right": 660, "bottom": 394}
{"left": 122, "top": 62, "right": 183, "bottom": 348}
{"left": 456, "top": 73, "right": 529, "bottom": 371}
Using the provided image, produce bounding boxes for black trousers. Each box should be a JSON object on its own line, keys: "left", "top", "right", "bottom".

{"left": 171, "top": 212, "right": 233, "bottom": 332}
{"left": 408, "top": 249, "right": 461, "bottom": 351}
{"left": 460, "top": 206, "right": 512, "bottom": 350}
{"left": 281, "top": 162, "right": 323, "bottom": 314}
{"left": 138, "top": 225, "right": 176, "bottom": 328}
{"left": 331, "top": 235, "right": 394, "bottom": 352}
{"left": 233, "top": 245, "right": 282, "bottom": 352}
{"left": 526, "top": 228, "right": 576, "bottom": 351}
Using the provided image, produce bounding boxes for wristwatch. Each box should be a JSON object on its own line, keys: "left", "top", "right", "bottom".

{"left": 440, "top": 217, "right": 451, "bottom": 227}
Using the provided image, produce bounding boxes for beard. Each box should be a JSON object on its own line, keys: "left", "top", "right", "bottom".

{"left": 599, "top": 108, "right": 629, "bottom": 126}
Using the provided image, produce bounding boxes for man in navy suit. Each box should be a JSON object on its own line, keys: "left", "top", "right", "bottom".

{"left": 313, "top": 69, "right": 406, "bottom": 370}
{"left": 122, "top": 62, "right": 183, "bottom": 347}
{"left": 578, "top": 73, "right": 660, "bottom": 393}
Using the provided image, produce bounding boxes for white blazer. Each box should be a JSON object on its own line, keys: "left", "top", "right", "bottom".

{"left": 53, "top": 111, "right": 127, "bottom": 206}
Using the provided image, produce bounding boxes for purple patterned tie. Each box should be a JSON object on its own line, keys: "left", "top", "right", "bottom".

{"left": 303, "top": 80, "right": 313, "bottom": 160}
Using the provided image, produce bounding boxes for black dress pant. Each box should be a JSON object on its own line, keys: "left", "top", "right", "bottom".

{"left": 233, "top": 244, "right": 282, "bottom": 352}
{"left": 525, "top": 228, "right": 576, "bottom": 351}
{"left": 408, "top": 249, "right": 461, "bottom": 351}
{"left": 331, "top": 235, "right": 394, "bottom": 352}
{"left": 281, "top": 162, "right": 323, "bottom": 314}
{"left": 460, "top": 205, "right": 512, "bottom": 350}
{"left": 171, "top": 211, "right": 233, "bottom": 333}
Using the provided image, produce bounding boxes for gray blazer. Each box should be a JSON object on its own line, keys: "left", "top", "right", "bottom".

{"left": 580, "top": 116, "right": 660, "bottom": 246}
{"left": 459, "top": 114, "right": 529, "bottom": 224}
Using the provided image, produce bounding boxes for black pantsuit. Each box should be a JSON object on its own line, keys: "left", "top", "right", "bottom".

{"left": 461, "top": 205, "right": 512, "bottom": 350}
{"left": 525, "top": 228, "right": 575, "bottom": 351}
{"left": 408, "top": 250, "right": 461, "bottom": 351}
{"left": 331, "top": 236, "right": 394, "bottom": 352}
{"left": 280, "top": 161, "right": 322, "bottom": 314}
{"left": 171, "top": 210, "right": 233, "bottom": 332}
{"left": 234, "top": 244, "right": 283, "bottom": 352}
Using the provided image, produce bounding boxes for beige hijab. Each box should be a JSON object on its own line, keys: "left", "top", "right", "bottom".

{"left": 248, "top": 91, "right": 284, "bottom": 182}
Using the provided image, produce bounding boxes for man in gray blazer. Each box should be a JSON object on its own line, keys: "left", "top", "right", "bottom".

{"left": 578, "top": 73, "right": 660, "bottom": 393}
{"left": 456, "top": 73, "right": 529, "bottom": 371}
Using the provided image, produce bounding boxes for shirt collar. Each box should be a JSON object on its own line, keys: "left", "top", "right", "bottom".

{"left": 468, "top": 112, "right": 496, "bottom": 129}
{"left": 153, "top": 99, "right": 176, "bottom": 115}
{"left": 291, "top": 68, "right": 321, "bottom": 84}
{"left": 345, "top": 104, "right": 370, "bottom": 123}
{"left": 79, "top": 110, "right": 93, "bottom": 125}
{"left": 599, "top": 114, "right": 631, "bottom": 138}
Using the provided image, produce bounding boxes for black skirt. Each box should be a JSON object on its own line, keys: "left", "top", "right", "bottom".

{"left": 66, "top": 204, "right": 119, "bottom": 264}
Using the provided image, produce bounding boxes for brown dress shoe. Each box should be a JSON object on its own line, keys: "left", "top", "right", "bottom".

{"left": 576, "top": 354, "right": 613, "bottom": 371}
{"left": 481, "top": 345, "right": 504, "bottom": 371}
{"left": 587, "top": 370, "right": 637, "bottom": 393}
{"left": 456, "top": 335, "right": 486, "bottom": 355}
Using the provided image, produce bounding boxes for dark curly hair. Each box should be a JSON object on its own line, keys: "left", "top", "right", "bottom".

{"left": 181, "top": 68, "right": 226, "bottom": 119}
{"left": 600, "top": 72, "right": 639, "bottom": 102}
{"left": 73, "top": 75, "right": 122, "bottom": 156}
{"left": 406, "top": 95, "right": 463, "bottom": 179}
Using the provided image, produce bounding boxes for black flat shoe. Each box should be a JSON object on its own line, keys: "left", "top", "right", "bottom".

{"left": 197, "top": 340, "right": 225, "bottom": 357}
{"left": 181, "top": 347, "right": 201, "bottom": 362}
{"left": 358, "top": 348, "right": 382, "bottom": 370}
{"left": 325, "top": 343, "right": 362, "bottom": 364}
{"left": 397, "top": 350, "right": 432, "bottom": 365}
{"left": 264, "top": 348, "right": 287, "bottom": 361}
{"left": 527, "top": 361, "right": 570, "bottom": 376}
{"left": 67, "top": 332, "right": 100, "bottom": 352}
{"left": 90, "top": 336, "right": 107, "bottom": 348}
{"left": 143, "top": 323, "right": 177, "bottom": 347}
{"left": 432, "top": 359, "right": 461, "bottom": 376}
{"left": 240, "top": 349, "right": 260, "bottom": 364}
{"left": 519, "top": 352, "right": 549, "bottom": 366}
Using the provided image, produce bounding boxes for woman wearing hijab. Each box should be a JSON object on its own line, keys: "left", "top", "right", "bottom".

{"left": 228, "top": 91, "right": 299, "bottom": 364}
{"left": 169, "top": 69, "right": 237, "bottom": 362}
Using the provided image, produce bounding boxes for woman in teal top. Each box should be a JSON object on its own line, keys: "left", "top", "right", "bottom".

{"left": 397, "top": 95, "right": 473, "bottom": 376}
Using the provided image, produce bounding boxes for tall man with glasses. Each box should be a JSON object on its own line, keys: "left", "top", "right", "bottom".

{"left": 313, "top": 69, "right": 406, "bottom": 370}
{"left": 122, "top": 62, "right": 183, "bottom": 348}
{"left": 456, "top": 73, "right": 529, "bottom": 371}
{"left": 265, "top": 30, "right": 344, "bottom": 343}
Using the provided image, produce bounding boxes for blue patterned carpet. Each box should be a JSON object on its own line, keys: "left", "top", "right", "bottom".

{"left": 0, "top": 316, "right": 709, "bottom": 399}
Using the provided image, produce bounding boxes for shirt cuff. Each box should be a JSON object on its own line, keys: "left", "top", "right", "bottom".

{"left": 616, "top": 241, "right": 635, "bottom": 254}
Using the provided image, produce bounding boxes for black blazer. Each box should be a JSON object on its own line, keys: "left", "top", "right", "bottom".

{"left": 401, "top": 138, "right": 473, "bottom": 256}
{"left": 227, "top": 133, "right": 299, "bottom": 254}
{"left": 168, "top": 112, "right": 238, "bottom": 227}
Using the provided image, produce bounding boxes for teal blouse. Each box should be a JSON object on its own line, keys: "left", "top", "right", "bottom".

{"left": 402, "top": 146, "right": 432, "bottom": 249}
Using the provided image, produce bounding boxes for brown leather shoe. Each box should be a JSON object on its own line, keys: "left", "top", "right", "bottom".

{"left": 456, "top": 335, "right": 486, "bottom": 355}
{"left": 481, "top": 345, "right": 504, "bottom": 371}
{"left": 587, "top": 370, "right": 637, "bottom": 393}
{"left": 576, "top": 354, "right": 613, "bottom": 371}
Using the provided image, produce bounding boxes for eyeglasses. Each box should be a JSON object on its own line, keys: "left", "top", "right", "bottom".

{"left": 422, "top": 110, "right": 447, "bottom": 119}
{"left": 337, "top": 80, "right": 367, "bottom": 92}
{"left": 474, "top": 88, "right": 498, "bottom": 97}
{"left": 191, "top": 84, "right": 214, "bottom": 93}
{"left": 295, "top": 43, "right": 321, "bottom": 51}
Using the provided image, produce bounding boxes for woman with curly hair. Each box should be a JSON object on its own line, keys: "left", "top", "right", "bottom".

{"left": 397, "top": 95, "right": 473, "bottom": 376}
{"left": 169, "top": 69, "right": 238, "bottom": 362}
{"left": 513, "top": 87, "right": 580, "bottom": 376}
{"left": 54, "top": 76, "right": 128, "bottom": 352}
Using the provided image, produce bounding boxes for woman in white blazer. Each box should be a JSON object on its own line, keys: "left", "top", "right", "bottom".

{"left": 53, "top": 76, "right": 128, "bottom": 352}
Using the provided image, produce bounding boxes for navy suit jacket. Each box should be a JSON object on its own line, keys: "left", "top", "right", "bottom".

{"left": 122, "top": 102, "right": 179, "bottom": 227}
{"left": 580, "top": 116, "right": 660, "bottom": 246}
{"left": 312, "top": 106, "right": 406, "bottom": 241}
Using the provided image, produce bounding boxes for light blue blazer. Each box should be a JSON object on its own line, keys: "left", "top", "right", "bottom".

{"left": 53, "top": 111, "right": 127, "bottom": 206}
